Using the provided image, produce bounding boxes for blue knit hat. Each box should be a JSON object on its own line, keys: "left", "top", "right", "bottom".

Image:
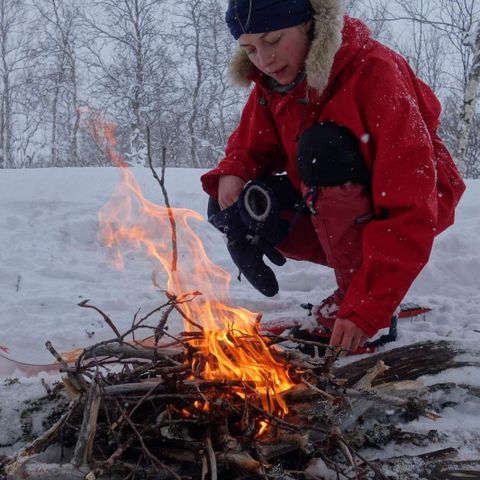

{"left": 226, "top": 0, "right": 314, "bottom": 40}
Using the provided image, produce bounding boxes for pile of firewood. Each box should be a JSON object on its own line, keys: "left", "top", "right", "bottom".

{"left": 1, "top": 297, "right": 480, "bottom": 480}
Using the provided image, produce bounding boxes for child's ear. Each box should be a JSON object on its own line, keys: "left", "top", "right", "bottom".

{"left": 304, "top": 19, "right": 313, "bottom": 32}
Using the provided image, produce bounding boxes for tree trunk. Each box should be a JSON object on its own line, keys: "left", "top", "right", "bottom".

{"left": 188, "top": 1, "right": 202, "bottom": 169}
{"left": 1, "top": 58, "right": 13, "bottom": 168}
{"left": 51, "top": 78, "right": 60, "bottom": 167}
{"left": 456, "top": 24, "right": 480, "bottom": 177}
{"left": 69, "top": 54, "right": 80, "bottom": 167}
{"left": 0, "top": 89, "right": 5, "bottom": 169}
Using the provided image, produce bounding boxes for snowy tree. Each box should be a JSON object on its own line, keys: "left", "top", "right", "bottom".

{"left": 0, "top": 0, "right": 32, "bottom": 168}
{"left": 169, "top": 0, "right": 245, "bottom": 168}
{"left": 390, "top": 0, "right": 480, "bottom": 177}
{"left": 172, "top": 0, "right": 209, "bottom": 168}
{"left": 456, "top": 19, "right": 480, "bottom": 176}
{"left": 83, "top": 0, "right": 174, "bottom": 166}
{"left": 197, "top": 0, "right": 246, "bottom": 166}
{"left": 33, "top": 0, "right": 83, "bottom": 167}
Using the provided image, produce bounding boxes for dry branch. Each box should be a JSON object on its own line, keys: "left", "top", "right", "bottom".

{"left": 80, "top": 341, "right": 183, "bottom": 364}
{"left": 72, "top": 377, "right": 102, "bottom": 467}
{"left": 146, "top": 126, "right": 177, "bottom": 273}
{"left": 77, "top": 299, "right": 122, "bottom": 338}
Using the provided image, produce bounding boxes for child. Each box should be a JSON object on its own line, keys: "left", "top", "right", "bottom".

{"left": 201, "top": 0, "right": 465, "bottom": 352}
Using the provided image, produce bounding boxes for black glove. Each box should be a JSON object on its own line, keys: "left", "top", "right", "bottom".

{"left": 208, "top": 181, "right": 289, "bottom": 297}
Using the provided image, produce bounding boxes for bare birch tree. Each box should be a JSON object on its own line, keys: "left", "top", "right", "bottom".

{"left": 170, "top": 0, "right": 246, "bottom": 168}
{"left": 0, "top": 0, "right": 29, "bottom": 168}
{"left": 172, "top": 0, "right": 205, "bottom": 168}
{"left": 456, "top": 19, "right": 480, "bottom": 176}
{"left": 193, "top": 0, "right": 246, "bottom": 167}
{"left": 33, "top": 0, "right": 83, "bottom": 167}
{"left": 83, "top": 0, "right": 174, "bottom": 166}
{"left": 392, "top": 0, "right": 480, "bottom": 177}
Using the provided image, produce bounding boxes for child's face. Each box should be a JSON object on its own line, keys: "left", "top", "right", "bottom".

{"left": 239, "top": 22, "right": 312, "bottom": 85}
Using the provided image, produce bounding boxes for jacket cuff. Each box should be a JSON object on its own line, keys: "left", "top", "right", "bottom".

{"left": 200, "top": 160, "right": 258, "bottom": 198}
{"left": 201, "top": 167, "right": 223, "bottom": 198}
{"left": 338, "top": 294, "right": 394, "bottom": 338}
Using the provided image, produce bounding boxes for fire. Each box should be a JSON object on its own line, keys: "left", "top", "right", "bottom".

{"left": 193, "top": 401, "right": 210, "bottom": 412}
{"left": 258, "top": 420, "right": 269, "bottom": 437}
{"left": 92, "top": 115, "right": 294, "bottom": 414}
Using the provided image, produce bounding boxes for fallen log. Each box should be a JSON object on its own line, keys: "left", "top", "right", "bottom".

{"left": 367, "top": 449, "right": 480, "bottom": 480}
{"left": 334, "top": 340, "right": 479, "bottom": 386}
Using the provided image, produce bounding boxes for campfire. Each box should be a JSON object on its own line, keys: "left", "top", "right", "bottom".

{"left": 96, "top": 116, "right": 296, "bottom": 418}
{"left": 3, "top": 117, "right": 478, "bottom": 480}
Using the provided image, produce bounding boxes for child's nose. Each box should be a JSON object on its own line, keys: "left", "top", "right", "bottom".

{"left": 258, "top": 48, "right": 276, "bottom": 70}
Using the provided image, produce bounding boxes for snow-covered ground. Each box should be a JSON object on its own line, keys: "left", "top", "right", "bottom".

{"left": 1, "top": 167, "right": 479, "bottom": 461}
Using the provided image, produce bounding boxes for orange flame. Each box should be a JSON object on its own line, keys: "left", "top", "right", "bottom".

{"left": 93, "top": 115, "right": 294, "bottom": 414}
{"left": 258, "top": 420, "right": 269, "bottom": 437}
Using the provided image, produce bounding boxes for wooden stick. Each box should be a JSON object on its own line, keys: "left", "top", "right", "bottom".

{"left": 154, "top": 304, "right": 175, "bottom": 347}
{"left": 220, "top": 452, "right": 267, "bottom": 474}
{"left": 77, "top": 300, "right": 122, "bottom": 339}
{"left": 45, "top": 341, "right": 70, "bottom": 370}
{"left": 348, "top": 444, "right": 390, "bottom": 480}
{"left": 81, "top": 342, "right": 183, "bottom": 365}
{"left": 46, "top": 340, "right": 87, "bottom": 392}
{"left": 276, "top": 432, "right": 314, "bottom": 455}
{"left": 72, "top": 377, "right": 102, "bottom": 467}
{"left": 266, "top": 333, "right": 330, "bottom": 350}
{"left": 201, "top": 454, "right": 208, "bottom": 480}
{"left": 124, "top": 416, "right": 182, "bottom": 480}
{"left": 103, "top": 381, "right": 166, "bottom": 396}
{"left": 165, "top": 291, "right": 204, "bottom": 331}
{"left": 205, "top": 428, "right": 217, "bottom": 480}
{"left": 332, "top": 428, "right": 355, "bottom": 468}
{"left": 353, "top": 360, "right": 389, "bottom": 390}
{"left": 146, "top": 127, "right": 177, "bottom": 273}
{"left": 339, "top": 387, "right": 442, "bottom": 420}
{"left": 84, "top": 437, "right": 134, "bottom": 480}
{"left": 301, "top": 378, "right": 336, "bottom": 401}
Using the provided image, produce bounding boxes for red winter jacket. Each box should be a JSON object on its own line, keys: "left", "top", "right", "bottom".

{"left": 201, "top": 15, "right": 465, "bottom": 337}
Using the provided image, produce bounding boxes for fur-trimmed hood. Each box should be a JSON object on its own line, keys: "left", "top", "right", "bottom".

{"left": 228, "top": 0, "right": 345, "bottom": 95}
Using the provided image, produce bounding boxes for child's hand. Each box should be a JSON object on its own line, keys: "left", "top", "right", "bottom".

{"left": 329, "top": 318, "right": 368, "bottom": 352}
{"left": 218, "top": 175, "right": 245, "bottom": 209}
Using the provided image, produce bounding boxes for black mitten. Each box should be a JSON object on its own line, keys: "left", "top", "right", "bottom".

{"left": 238, "top": 180, "right": 290, "bottom": 246}
{"left": 226, "top": 235, "right": 281, "bottom": 297}
{"left": 208, "top": 181, "right": 289, "bottom": 297}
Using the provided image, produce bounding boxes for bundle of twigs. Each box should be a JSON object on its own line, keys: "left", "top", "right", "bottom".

{"left": 3, "top": 293, "right": 459, "bottom": 480}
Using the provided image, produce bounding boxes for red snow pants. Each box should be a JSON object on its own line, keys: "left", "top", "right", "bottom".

{"left": 276, "top": 183, "right": 372, "bottom": 295}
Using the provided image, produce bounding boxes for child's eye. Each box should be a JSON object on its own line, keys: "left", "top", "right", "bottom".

{"left": 266, "top": 34, "right": 281, "bottom": 45}
{"left": 245, "top": 47, "right": 256, "bottom": 56}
